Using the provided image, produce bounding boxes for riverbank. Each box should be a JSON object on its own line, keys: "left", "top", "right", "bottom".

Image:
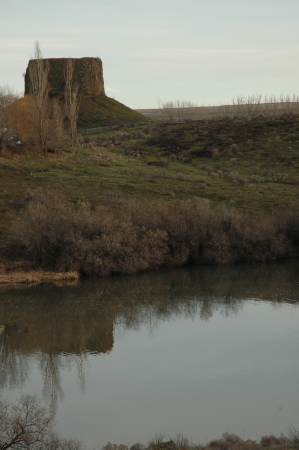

{"left": 0, "top": 262, "right": 79, "bottom": 285}
{"left": 1, "top": 195, "right": 299, "bottom": 281}
{"left": 1, "top": 115, "right": 298, "bottom": 277}
{"left": 2, "top": 191, "right": 298, "bottom": 278}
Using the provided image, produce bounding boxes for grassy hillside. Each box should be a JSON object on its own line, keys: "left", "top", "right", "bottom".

{"left": 0, "top": 114, "right": 298, "bottom": 253}
{"left": 77, "top": 94, "right": 150, "bottom": 128}
{"left": 1, "top": 113, "right": 299, "bottom": 217}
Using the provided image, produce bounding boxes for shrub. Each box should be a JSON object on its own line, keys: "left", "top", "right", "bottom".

{"left": 11, "top": 193, "right": 169, "bottom": 275}
{"left": 228, "top": 172, "right": 248, "bottom": 185}
{"left": 260, "top": 435, "right": 283, "bottom": 447}
{"left": 9, "top": 193, "right": 298, "bottom": 276}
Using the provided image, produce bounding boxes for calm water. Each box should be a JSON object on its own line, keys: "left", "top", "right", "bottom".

{"left": 0, "top": 260, "right": 299, "bottom": 447}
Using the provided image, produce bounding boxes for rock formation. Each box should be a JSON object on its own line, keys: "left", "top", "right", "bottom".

{"left": 24, "top": 57, "right": 105, "bottom": 96}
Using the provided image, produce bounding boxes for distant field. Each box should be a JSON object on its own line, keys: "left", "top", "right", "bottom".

{"left": 136, "top": 102, "right": 299, "bottom": 121}
{"left": 135, "top": 105, "right": 222, "bottom": 120}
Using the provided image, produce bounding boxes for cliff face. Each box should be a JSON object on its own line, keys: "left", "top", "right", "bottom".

{"left": 24, "top": 57, "right": 105, "bottom": 96}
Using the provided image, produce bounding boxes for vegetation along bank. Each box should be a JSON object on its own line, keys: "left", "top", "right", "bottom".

{"left": 1, "top": 113, "right": 299, "bottom": 279}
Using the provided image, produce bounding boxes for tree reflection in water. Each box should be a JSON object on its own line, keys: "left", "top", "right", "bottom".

{"left": 0, "top": 259, "right": 298, "bottom": 411}
{"left": 0, "top": 328, "right": 30, "bottom": 389}
{"left": 39, "top": 352, "right": 88, "bottom": 413}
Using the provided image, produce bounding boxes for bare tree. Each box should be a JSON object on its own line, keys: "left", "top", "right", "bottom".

{"left": 232, "top": 94, "right": 263, "bottom": 119}
{"left": 0, "top": 85, "right": 19, "bottom": 110}
{"left": 160, "top": 100, "right": 177, "bottom": 122}
{"left": 288, "top": 426, "right": 299, "bottom": 449}
{"left": 0, "top": 395, "right": 51, "bottom": 450}
{"left": 28, "top": 41, "right": 50, "bottom": 153}
{"left": 161, "top": 99, "right": 198, "bottom": 122}
{"left": 50, "top": 97, "right": 66, "bottom": 148}
{"left": 0, "top": 395, "right": 82, "bottom": 450}
{"left": 64, "top": 59, "right": 79, "bottom": 145}
{"left": 0, "top": 85, "right": 21, "bottom": 150}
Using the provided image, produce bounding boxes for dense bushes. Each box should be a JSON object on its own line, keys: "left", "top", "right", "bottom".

{"left": 10, "top": 194, "right": 169, "bottom": 276}
{"left": 9, "top": 193, "right": 299, "bottom": 276}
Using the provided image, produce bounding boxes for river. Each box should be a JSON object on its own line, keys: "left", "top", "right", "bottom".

{"left": 0, "top": 260, "right": 299, "bottom": 448}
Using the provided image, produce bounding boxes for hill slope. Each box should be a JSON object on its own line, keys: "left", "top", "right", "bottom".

{"left": 0, "top": 114, "right": 298, "bottom": 238}
{"left": 77, "top": 94, "right": 150, "bottom": 128}
{"left": 1, "top": 114, "right": 299, "bottom": 273}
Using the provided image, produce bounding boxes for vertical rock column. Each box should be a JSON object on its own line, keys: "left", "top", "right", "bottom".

{"left": 25, "top": 57, "right": 105, "bottom": 96}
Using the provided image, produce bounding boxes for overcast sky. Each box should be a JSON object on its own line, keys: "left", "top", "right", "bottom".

{"left": 1, "top": 0, "right": 299, "bottom": 109}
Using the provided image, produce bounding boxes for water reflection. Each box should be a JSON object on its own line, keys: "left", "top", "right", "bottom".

{"left": 0, "top": 260, "right": 298, "bottom": 411}
{"left": 0, "top": 328, "right": 30, "bottom": 388}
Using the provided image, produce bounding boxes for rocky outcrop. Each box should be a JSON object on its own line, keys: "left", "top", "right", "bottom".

{"left": 24, "top": 57, "right": 105, "bottom": 96}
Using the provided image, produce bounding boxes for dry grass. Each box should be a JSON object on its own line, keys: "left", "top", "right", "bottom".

{"left": 0, "top": 261, "right": 79, "bottom": 285}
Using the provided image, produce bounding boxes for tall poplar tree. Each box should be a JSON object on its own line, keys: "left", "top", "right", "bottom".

{"left": 28, "top": 41, "right": 50, "bottom": 153}
{"left": 64, "top": 59, "right": 79, "bottom": 145}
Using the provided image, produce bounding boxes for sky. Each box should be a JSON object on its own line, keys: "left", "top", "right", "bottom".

{"left": 1, "top": 0, "right": 299, "bottom": 109}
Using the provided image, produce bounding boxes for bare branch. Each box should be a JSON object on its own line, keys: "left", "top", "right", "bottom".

{"left": 28, "top": 41, "right": 50, "bottom": 153}
{"left": 0, "top": 395, "right": 82, "bottom": 450}
{"left": 64, "top": 59, "right": 79, "bottom": 145}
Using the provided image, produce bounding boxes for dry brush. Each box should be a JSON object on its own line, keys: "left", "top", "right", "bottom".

{"left": 6, "top": 193, "right": 299, "bottom": 277}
